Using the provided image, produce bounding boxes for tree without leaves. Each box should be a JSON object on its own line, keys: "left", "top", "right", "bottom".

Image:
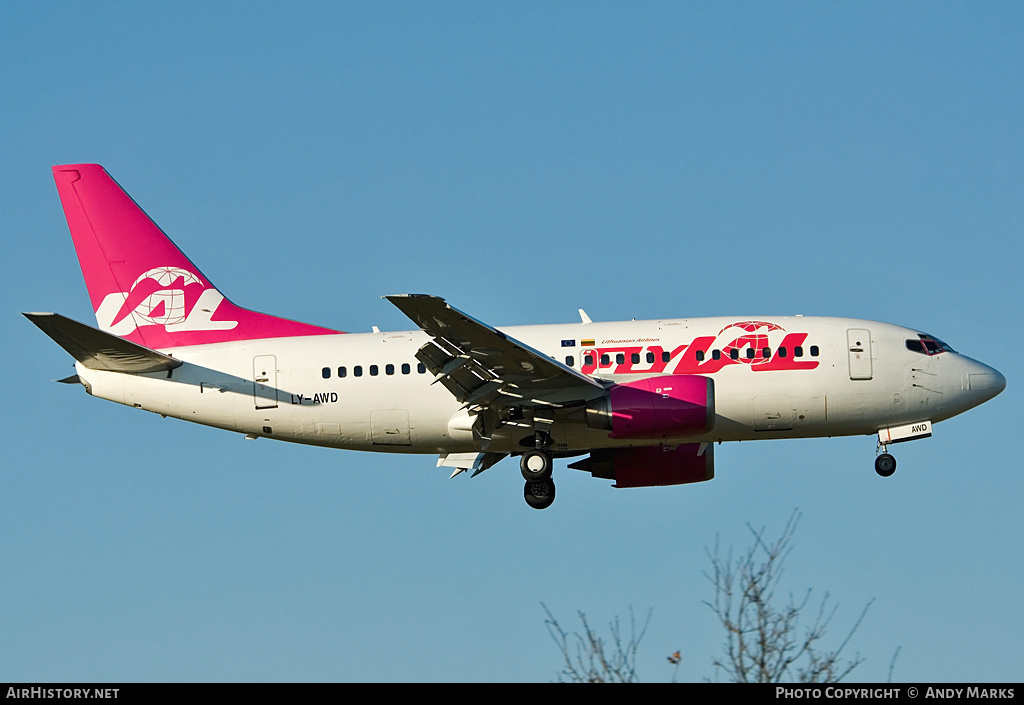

{"left": 544, "top": 510, "right": 888, "bottom": 683}
{"left": 542, "top": 604, "right": 650, "bottom": 683}
{"left": 703, "top": 510, "right": 871, "bottom": 683}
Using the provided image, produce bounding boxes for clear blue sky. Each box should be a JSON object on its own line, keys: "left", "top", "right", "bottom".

{"left": 2, "top": 2, "right": 1020, "bottom": 683}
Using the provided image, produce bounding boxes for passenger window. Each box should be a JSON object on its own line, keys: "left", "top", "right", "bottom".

{"left": 712, "top": 349, "right": 721, "bottom": 360}
{"left": 338, "top": 366, "right": 347, "bottom": 378}
{"left": 746, "top": 348, "right": 755, "bottom": 359}
{"left": 417, "top": 363, "right": 426, "bottom": 374}
{"left": 762, "top": 347, "right": 771, "bottom": 359}
{"left": 600, "top": 354, "right": 610, "bottom": 366}
{"left": 794, "top": 346, "right": 804, "bottom": 358}
{"left": 565, "top": 355, "right": 574, "bottom": 367}
{"left": 662, "top": 351, "right": 671, "bottom": 363}
{"left": 584, "top": 354, "right": 594, "bottom": 367}
{"left": 778, "top": 347, "right": 787, "bottom": 358}
{"left": 354, "top": 365, "right": 363, "bottom": 377}
{"left": 401, "top": 363, "right": 410, "bottom": 375}
{"left": 647, "top": 352, "right": 655, "bottom": 364}
{"left": 370, "top": 365, "right": 379, "bottom": 376}
{"left": 322, "top": 367, "right": 331, "bottom": 379}
{"left": 810, "top": 345, "right": 819, "bottom": 357}
{"left": 730, "top": 349, "right": 739, "bottom": 360}
{"left": 696, "top": 350, "right": 705, "bottom": 362}
{"left": 386, "top": 364, "right": 395, "bottom": 375}
{"left": 616, "top": 353, "right": 625, "bottom": 365}
{"left": 631, "top": 353, "right": 640, "bottom": 364}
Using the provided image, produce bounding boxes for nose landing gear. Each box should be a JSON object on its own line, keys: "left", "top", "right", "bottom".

{"left": 875, "top": 445, "right": 897, "bottom": 477}
{"left": 873, "top": 421, "right": 933, "bottom": 477}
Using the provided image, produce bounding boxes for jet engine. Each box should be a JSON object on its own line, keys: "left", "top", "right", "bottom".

{"left": 585, "top": 375, "right": 715, "bottom": 440}
{"left": 568, "top": 442, "right": 714, "bottom": 488}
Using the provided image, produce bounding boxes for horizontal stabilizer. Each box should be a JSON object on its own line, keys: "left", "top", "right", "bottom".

{"left": 23, "top": 312, "right": 183, "bottom": 373}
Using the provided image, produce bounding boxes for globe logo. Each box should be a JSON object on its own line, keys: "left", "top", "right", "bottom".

{"left": 718, "top": 320, "right": 785, "bottom": 366}
{"left": 128, "top": 267, "right": 203, "bottom": 326}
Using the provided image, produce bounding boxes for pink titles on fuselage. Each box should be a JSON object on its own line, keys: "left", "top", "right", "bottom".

{"left": 578, "top": 321, "right": 819, "bottom": 376}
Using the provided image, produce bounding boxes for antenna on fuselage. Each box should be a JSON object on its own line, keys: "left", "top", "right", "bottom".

{"left": 579, "top": 309, "right": 592, "bottom": 324}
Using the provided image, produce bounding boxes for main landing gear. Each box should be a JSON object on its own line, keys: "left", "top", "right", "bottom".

{"left": 520, "top": 449, "right": 553, "bottom": 481}
{"left": 521, "top": 432, "right": 555, "bottom": 510}
{"left": 875, "top": 444, "right": 897, "bottom": 477}
{"left": 524, "top": 475, "right": 556, "bottom": 510}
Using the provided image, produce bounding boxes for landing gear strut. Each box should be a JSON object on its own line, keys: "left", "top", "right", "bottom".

{"left": 521, "top": 431, "right": 555, "bottom": 509}
{"left": 875, "top": 445, "right": 897, "bottom": 477}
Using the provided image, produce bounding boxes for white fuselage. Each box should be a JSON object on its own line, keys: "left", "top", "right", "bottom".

{"left": 74, "top": 315, "right": 1003, "bottom": 456}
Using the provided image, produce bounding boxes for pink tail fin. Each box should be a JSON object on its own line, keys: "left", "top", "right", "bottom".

{"left": 52, "top": 164, "right": 341, "bottom": 348}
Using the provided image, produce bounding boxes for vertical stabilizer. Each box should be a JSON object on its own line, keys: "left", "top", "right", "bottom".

{"left": 52, "top": 164, "right": 341, "bottom": 348}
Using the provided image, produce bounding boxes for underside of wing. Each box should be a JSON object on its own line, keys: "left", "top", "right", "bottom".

{"left": 386, "top": 294, "right": 605, "bottom": 410}
{"left": 24, "top": 312, "right": 183, "bottom": 373}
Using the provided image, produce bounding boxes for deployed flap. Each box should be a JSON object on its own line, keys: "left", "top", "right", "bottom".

{"left": 24, "top": 312, "right": 183, "bottom": 373}
{"left": 386, "top": 294, "right": 604, "bottom": 408}
{"left": 437, "top": 451, "right": 507, "bottom": 475}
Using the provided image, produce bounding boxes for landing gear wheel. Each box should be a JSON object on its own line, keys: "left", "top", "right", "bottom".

{"left": 875, "top": 453, "right": 897, "bottom": 477}
{"left": 520, "top": 449, "right": 553, "bottom": 481}
{"left": 524, "top": 478, "right": 556, "bottom": 510}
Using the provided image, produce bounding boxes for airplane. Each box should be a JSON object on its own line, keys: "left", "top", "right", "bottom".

{"left": 26, "top": 164, "right": 1006, "bottom": 510}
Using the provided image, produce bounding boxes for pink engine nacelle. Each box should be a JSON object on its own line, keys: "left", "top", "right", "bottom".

{"left": 586, "top": 374, "right": 715, "bottom": 440}
{"left": 568, "top": 442, "right": 715, "bottom": 488}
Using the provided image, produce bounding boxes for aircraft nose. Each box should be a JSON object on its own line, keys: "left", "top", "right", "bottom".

{"left": 991, "top": 368, "right": 1007, "bottom": 395}
{"left": 962, "top": 358, "right": 1006, "bottom": 403}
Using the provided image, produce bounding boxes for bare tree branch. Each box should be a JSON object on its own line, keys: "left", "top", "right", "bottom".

{"left": 542, "top": 603, "right": 650, "bottom": 682}
{"left": 543, "top": 509, "right": 895, "bottom": 683}
{"left": 887, "top": 646, "right": 902, "bottom": 684}
{"left": 702, "top": 509, "right": 869, "bottom": 683}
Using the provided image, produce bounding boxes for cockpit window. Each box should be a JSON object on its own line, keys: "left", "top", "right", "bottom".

{"left": 905, "top": 333, "right": 956, "bottom": 356}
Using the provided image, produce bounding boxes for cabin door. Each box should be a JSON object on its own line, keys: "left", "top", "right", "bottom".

{"left": 847, "top": 329, "right": 872, "bottom": 380}
{"left": 253, "top": 355, "right": 279, "bottom": 409}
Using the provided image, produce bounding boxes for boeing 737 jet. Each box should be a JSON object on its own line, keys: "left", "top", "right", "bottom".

{"left": 26, "top": 164, "right": 1006, "bottom": 509}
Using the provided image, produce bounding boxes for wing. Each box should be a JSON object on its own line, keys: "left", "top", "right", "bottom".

{"left": 385, "top": 295, "right": 605, "bottom": 409}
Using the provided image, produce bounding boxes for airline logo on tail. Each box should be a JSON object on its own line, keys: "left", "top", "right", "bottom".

{"left": 95, "top": 266, "right": 238, "bottom": 336}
